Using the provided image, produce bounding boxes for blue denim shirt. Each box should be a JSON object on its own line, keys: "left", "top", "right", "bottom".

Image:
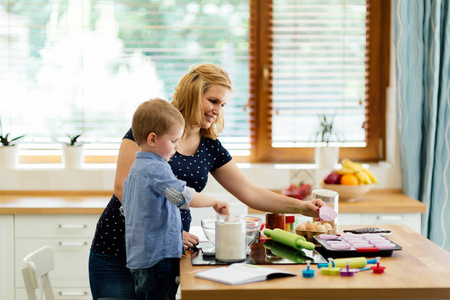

{"left": 122, "top": 151, "right": 195, "bottom": 269}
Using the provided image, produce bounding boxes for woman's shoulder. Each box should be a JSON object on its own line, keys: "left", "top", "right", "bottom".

{"left": 201, "top": 136, "right": 225, "bottom": 150}
{"left": 123, "top": 128, "right": 134, "bottom": 141}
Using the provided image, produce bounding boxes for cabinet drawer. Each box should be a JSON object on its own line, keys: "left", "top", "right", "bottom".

{"left": 361, "top": 213, "right": 421, "bottom": 233}
{"left": 15, "top": 215, "right": 98, "bottom": 238}
{"left": 15, "top": 239, "right": 91, "bottom": 288}
{"left": 16, "top": 288, "right": 91, "bottom": 300}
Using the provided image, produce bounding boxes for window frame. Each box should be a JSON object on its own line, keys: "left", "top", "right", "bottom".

{"left": 246, "top": 0, "right": 390, "bottom": 163}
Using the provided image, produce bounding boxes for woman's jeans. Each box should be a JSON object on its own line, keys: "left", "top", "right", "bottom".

{"left": 130, "top": 258, "right": 180, "bottom": 300}
{"left": 89, "top": 249, "right": 137, "bottom": 299}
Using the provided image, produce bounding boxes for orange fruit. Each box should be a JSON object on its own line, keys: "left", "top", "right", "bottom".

{"left": 340, "top": 173, "right": 359, "bottom": 185}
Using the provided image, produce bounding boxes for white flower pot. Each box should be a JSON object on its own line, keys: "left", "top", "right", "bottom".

{"left": 315, "top": 146, "right": 339, "bottom": 170}
{"left": 0, "top": 146, "right": 19, "bottom": 169}
{"left": 63, "top": 145, "right": 84, "bottom": 169}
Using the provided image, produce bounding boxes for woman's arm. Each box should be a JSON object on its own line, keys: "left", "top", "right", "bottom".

{"left": 113, "top": 138, "right": 139, "bottom": 201}
{"left": 211, "top": 160, "right": 323, "bottom": 217}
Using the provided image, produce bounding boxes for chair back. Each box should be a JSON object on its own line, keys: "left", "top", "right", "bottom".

{"left": 22, "top": 246, "right": 55, "bottom": 300}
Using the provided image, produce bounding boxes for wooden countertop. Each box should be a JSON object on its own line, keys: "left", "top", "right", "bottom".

{"left": 180, "top": 225, "right": 450, "bottom": 300}
{"left": 248, "top": 189, "right": 426, "bottom": 214}
{"left": 0, "top": 189, "right": 426, "bottom": 215}
{"left": 0, "top": 191, "right": 111, "bottom": 214}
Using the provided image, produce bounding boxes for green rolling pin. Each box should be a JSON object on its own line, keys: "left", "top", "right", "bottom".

{"left": 263, "top": 228, "right": 315, "bottom": 250}
{"left": 263, "top": 241, "right": 309, "bottom": 263}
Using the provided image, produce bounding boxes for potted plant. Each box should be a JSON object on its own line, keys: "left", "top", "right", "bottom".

{"left": 0, "top": 133, "right": 25, "bottom": 169}
{"left": 62, "top": 134, "right": 84, "bottom": 169}
{"left": 314, "top": 114, "right": 340, "bottom": 170}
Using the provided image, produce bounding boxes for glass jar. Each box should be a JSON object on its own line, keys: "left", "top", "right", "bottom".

{"left": 311, "top": 189, "right": 339, "bottom": 234}
{"left": 215, "top": 214, "right": 246, "bottom": 262}
{"left": 265, "top": 213, "right": 285, "bottom": 231}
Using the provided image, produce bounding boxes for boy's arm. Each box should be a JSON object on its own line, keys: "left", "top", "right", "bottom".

{"left": 190, "top": 193, "right": 230, "bottom": 215}
{"left": 165, "top": 186, "right": 229, "bottom": 215}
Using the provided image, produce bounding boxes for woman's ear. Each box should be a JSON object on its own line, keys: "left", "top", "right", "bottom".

{"left": 146, "top": 132, "right": 157, "bottom": 146}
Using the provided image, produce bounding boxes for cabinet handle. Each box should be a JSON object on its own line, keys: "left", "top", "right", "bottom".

{"left": 376, "top": 215, "right": 403, "bottom": 220}
{"left": 58, "top": 241, "right": 88, "bottom": 247}
{"left": 59, "top": 224, "right": 87, "bottom": 229}
{"left": 59, "top": 291, "right": 88, "bottom": 296}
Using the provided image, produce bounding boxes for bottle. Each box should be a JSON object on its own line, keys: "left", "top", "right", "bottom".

{"left": 311, "top": 189, "right": 339, "bottom": 234}
{"left": 285, "top": 215, "right": 296, "bottom": 233}
{"left": 265, "top": 213, "right": 285, "bottom": 231}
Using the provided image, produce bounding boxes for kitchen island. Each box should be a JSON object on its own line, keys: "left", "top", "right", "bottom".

{"left": 180, "top": 225, "right": 450, "bottom": 300}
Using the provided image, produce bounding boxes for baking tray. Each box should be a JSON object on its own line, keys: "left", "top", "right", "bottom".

{"left": 314, "top": 234, "right": 402, "bottom": 258}
{"left": 191, "top": 239, "right": 328, "bottom": 266}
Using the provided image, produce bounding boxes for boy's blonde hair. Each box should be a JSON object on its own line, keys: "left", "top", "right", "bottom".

{"left": 171, "top": 64, "right": 232, "bottom": 139}
{"left": 132, "top": 98, "right": 185, "bottom": 146}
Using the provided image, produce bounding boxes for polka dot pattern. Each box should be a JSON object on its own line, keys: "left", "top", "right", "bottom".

{"left": 91, "top": 130, "right": 232, "bottom": 259}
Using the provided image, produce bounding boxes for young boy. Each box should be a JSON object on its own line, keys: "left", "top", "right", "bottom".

{"left": 122, "top": 98, "right": 229, "bottom": 300}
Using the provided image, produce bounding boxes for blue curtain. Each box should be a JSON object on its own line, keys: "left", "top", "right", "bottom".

{"left": 393, "top": 0, "right": 450, "bottom": 252}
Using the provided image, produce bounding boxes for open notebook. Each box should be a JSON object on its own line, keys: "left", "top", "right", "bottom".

{"left": 195, "top": 263, "right": 296, "bottom": 285}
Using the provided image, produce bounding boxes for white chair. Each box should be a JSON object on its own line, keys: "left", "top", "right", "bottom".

{"left": 22, "top": 246, "right": 55, "bottom": 300}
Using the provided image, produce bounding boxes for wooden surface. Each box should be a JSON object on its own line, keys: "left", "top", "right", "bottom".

{"left": 248, "top": 189, "right": 426, "bottom": 214}
{"left": 0, "top": 189, "right": 426, "bottom": 215}
{"left": 180, "top": 225, "right": 450, "bottom": 300}
{"left": 0, "top": 191, "right": 111, "bottom": 214}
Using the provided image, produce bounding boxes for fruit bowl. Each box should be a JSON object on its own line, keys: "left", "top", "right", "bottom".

{"left": 320, "top": 183, "right": 373, "bottom": 201}
{"left": 201, "top": 216, "right": 262, "bottom": 246}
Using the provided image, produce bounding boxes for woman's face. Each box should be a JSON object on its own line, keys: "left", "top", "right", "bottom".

{"left": 200, "top": 84, "right": 230, "bottom": 129}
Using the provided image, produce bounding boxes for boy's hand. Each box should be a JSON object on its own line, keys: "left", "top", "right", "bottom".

{"left": 214, "top": 200, "right": 230, "bottom": 215}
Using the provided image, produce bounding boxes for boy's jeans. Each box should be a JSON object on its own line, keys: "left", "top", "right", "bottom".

{"left": 130, "top": 258, "right": 180, "bottom": 300}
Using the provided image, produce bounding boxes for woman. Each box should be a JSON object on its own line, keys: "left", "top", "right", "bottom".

{"left": 89, "top": 64, "right": 324, "bottom": 299}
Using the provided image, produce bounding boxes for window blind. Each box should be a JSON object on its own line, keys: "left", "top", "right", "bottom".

{"left": 270, "top": 0, "right": 369, "bottom": 147}
{"left": 0, "top": 0, "right": 250, "bottom": 154}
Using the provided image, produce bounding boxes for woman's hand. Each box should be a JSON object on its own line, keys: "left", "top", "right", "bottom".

{"left": 300, "top": 198, "right": 325, "bottom": 218}
{"left": 183, "top": 231, "right": 199, "bottom": 249}
{"left": 214, "top": 200, "right": 230, "bottom": 215}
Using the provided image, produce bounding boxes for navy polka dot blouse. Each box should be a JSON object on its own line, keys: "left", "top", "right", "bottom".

{"left": 91, "top": 128, "right": 232, "bottom": 260}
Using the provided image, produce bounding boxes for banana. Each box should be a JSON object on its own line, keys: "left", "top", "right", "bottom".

{"left": 341, "top": 158, "right": 363, "bottom": 172}
{"left": 337, "top": 158, "right": 378, "bottom": 185}
{"left": 335, "top": 167, "right": 355, "bottom": 175}
{"left": 362, "top": 168, "right": 378, "bottom": 184}
{"left": 355, "top": 171, "right": 372, "bottom": 185}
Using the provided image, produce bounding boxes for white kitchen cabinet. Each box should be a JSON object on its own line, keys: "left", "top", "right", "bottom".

{"left": 14, "top": 215, "right": 98, "bottom": 300}
{"left": 339, "top": 213, "right": 421, "bottom": 233}
{"left": 15, "top": 288, "right": 91, "bottom": 300}
{"left": 0, "top": 216, "right": 14, "bottom": 300}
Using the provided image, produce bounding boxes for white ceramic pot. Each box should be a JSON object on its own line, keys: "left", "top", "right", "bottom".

{"left": 315, "top": 146, "right": 339, "bottom": 170}
{"left": 0, "top": 146, "right": 19, "bottom": 169}
{"left": 63, "top": 145, "right": 84, "bottom": 169}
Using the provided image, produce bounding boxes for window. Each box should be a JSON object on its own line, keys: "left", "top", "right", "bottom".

{"left": 248, "top": 0, "right": 390, "bottom": 163}
{"left": 0, "top": 0, "right": 251, "bottom": 163}
{"left": 0, "top": 0, "right": 389, "bottom": 164}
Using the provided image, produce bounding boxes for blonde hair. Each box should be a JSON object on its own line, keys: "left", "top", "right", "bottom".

{"left": 132, "top": 98, "right": 185, "bottom": 146}
{"left": 171, "top": 64, "right": 232, "bottom": 139}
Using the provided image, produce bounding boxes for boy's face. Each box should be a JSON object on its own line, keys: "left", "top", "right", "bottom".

{"left": 153, "top": 123, "right": 184, "bottom": 161}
